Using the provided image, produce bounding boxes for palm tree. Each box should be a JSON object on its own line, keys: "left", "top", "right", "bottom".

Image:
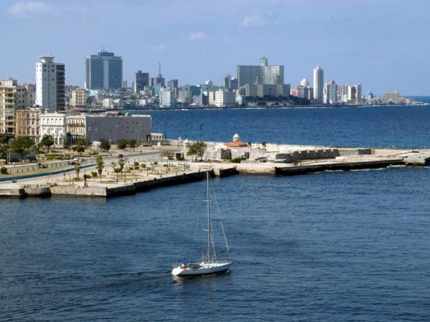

{"left": 96, "top": 156, "right": 104, "bottom": 181}
{"left": 74, "top": 163, "right": 81, "bottom": 180}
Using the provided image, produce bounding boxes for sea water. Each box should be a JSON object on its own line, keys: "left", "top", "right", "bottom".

{"left": 1, "top": 105, "right": 430, "bottom": 321}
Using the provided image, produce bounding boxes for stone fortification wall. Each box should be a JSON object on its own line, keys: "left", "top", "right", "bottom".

{"left": 338, "top": 148, "right": 373, "bottom": 156}
{"left": 273, "top": 149, "right": 340, "bottom": 163}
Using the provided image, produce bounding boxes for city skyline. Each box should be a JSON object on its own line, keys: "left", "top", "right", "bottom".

{"left": 1, "top": 0, "right": 429, "bottom": 96}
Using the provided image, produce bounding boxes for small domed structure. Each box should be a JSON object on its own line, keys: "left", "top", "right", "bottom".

{"left": 233, "top": 134, "right": 240, "bottom": 142}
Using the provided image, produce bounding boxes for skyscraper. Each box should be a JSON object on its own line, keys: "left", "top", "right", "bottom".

{"left": 86, "top": 50, "right": 123, "bottom": 90}
{"left": 35, "top": 56, "right": 65, "bottom": 112}
{"left": 313, "top": 66, "right": 324, "bottom": 103}
{"left": 134, "top": 70, "right": 149, "bottom": 93}
{"left": 237, "top": 57, "right": 284, "bottom": 87}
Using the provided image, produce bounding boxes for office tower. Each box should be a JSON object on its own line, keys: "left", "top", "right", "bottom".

{"left": 313, "top": 66, "right": 324, "bottom": 103}
{"left": 86, "top": 50, "right": 123, "bottom": 90}
{"left": 237, "top": 57, "right": 284, "bottom": 87}
{"left": 35, "top": 56, "right": 65, "bottom": 112}
{"left": 300, "top": 79, "right": 309, "bottom": 87}
{"left": 134, "top": 70, "right": 149, "bottom": 93}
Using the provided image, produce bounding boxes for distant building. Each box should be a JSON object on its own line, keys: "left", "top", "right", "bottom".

{"left": 14, "top": 108, "right": 41, "bottom": 143}
{"left": 86, "top": 50, "right": 123, "bottom": 90}
{"left": 134, "top": 71, "right": 149, "bottom": 93}
{"left": 150, "top": 63, "right": 165, "bottom": 87}
{"left": 0, "top": 79, "right": 30, "bottom": 137}
{"left": 244, "top": 84, "right": 290, "bottom": 98}
{"left": 70, "top": 88, "right": 88, "bottom": 108}
{"left": 159, "top": 87, "right": 176, "bottom": 107}
{"left": 66, "top": 114, "right": 152, "bottom": 144}
{"left": 385, "top": 90, "right": 400, "bottom": 103}
{"left": 237, "top": 57, "right": 284, "bottom": 87}
{"left": 313, "top": 66, "right": 324, "bottom": 103}
{"left": 323, "top": 80, "right": 337, "bottom": 104}
{"left": 36, "top": 56, "right": 65, "bottom": 112}
{"left": 40, "top": 112, "right": 66, "bottom": 146}
{"left": 207, "top": 89, "right": 236, "bottom": 107}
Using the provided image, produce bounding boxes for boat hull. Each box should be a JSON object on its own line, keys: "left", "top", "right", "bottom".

{"left": 172, "top": 261, "right": 233, "bottom": 276}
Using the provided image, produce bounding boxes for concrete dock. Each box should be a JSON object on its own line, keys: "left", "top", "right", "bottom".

{"left": 1, "top": 145, "right": 429, "bottom": 199}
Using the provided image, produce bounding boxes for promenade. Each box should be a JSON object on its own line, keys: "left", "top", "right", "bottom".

{"left": 1, "top": 143, "right": 429, "bottom": 199}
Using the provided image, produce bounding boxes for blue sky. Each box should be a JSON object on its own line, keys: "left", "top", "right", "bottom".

{"left": 1, "top": 0, "right": 429, "bottom": 96}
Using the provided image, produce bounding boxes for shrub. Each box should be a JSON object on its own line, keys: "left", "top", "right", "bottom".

{"left": 91, "top": 171, "right": 98, "bottom": 178}
{"left": 1, "top": 167, "right": 8, "bottom": 175}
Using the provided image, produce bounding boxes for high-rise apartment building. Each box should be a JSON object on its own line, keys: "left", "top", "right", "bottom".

{"left": 323, "top": 80, "right": 337, "bottom": 104}
{"left": 134, "top": 71, "right": 149, "bottom": 93}
{"left": 313, "top": 66, "right": 324, "bottom": 103}
{"left": 0, "top": 79, "right": 30, "bottom": 136}
{"left": 237, "top": 57, "right": 284, "bottom": 87}
{"left": 86, "top": 50, "right": 123, "bottom": 90}
{"left": 35, "top": 56, "right": 65, "bottom": 112}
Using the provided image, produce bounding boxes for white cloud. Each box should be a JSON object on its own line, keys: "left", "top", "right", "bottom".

{"left": 8, "top": 1, "right": 54, "bottom": 17}
{"left": 188, "top": 32, "right": 206, "bottom": 42}
{"left": 239, "top": 13, "right": 268, "bottom": 28}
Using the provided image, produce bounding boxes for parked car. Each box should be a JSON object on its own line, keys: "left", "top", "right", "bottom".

{"left": 117, "top": 154, "right": 123, "bottom": 158}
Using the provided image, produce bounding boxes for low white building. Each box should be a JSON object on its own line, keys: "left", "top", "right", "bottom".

{"left": 40, "top": 112, "right": 66, "bottom": 146}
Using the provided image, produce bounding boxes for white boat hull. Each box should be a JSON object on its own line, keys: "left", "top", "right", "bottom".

{"left": 172, "top": 261, "right": 233, "bottom": 276}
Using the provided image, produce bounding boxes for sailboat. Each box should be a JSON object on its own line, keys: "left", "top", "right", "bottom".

{"left": 172, "top": 171, "right": 233, "bottom": 276}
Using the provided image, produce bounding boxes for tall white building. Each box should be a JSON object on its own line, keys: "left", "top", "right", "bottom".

{"left": 313, "top": 66, "right": 324, "bottom": 103}
{"left": 36, "top": 56, "right": 65, "bottom": 112}
{"left": 323, "top": 80, "right": 337, "bottom": 104}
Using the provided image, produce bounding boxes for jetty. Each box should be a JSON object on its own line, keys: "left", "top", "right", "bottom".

{"left": 1, "top": 143, "right": 429, "bottom": 199}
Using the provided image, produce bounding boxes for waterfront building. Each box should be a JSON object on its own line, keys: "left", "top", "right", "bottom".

{"left": 313, "top": 66, "right": 324, "bottom": 103}
{"left": 384, "top": 90, "right": 400, "bottom": 103}
{"left": 134, "top": 71, "right": 149, "bottom": 93}
{"left": 66, "top": 114, "right": 152, "bottom": 144}
{"left": 86, "top": 50, "right": 123, "bottom": 90}
{"left": 323, "top": 80, "right": 337, "bottom": 104}
{"left": 237, "top": 57, "right": 284, "bottom": 88}
{"left": 207, "top": 89, "right": 236, "bottom": 108}
{"left": 14, "top": 108, "right": 41, "bottom": 143}
{"left": 70, "top": 88, "right": 88, "bottom": 109}
{"left": 0, "top": 79, "right": 29, "bottom": 137}
{"left": 296, "top": 85, "right": 309, "bottom": 100}
{"left": 300, "top": 79, "right": 309, "bottom": 87}
{"left": 244, "top": 84, "right": 290, "bottom": 98}
{"left": 35, "top": 56, "right": 65, "bottom": 112}
{"left": 177, "top": 85, "right": 201, "bottom": 104}
{"left": 40, "top": 112, "right": 66, "bottom": 146}
{"left": 159, "top": 87, "right": 176, "bottom": 107}
{"left": 348, "top": 84, "right": 362, "bottom": 104}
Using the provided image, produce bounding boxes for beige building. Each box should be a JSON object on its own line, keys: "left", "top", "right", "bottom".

{"left": 207, "top": 89, "right": 237, "bottom": 107}
{"left": 70, "top": 88, "right": 88, "bottom": 108}
{"left": 0, "top": 79, "right": 29, "bottom": 137}
{"left": 244, "top": 84, "right": 290, "bottom": 98}
{"left": 15, "top": 108, "right": 41, "bottom": 143}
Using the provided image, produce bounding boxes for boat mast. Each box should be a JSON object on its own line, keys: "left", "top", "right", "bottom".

{"left": 206, "top": 171, "right": 212, "bottom": 262}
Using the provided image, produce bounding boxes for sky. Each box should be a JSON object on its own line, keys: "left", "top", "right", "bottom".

{"left": 1, "top": 0, "right": 429, "bottom": 96}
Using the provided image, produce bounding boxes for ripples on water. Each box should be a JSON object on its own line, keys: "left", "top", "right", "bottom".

{"left": 1, "top": 166, "right": 430, "bottom": 320}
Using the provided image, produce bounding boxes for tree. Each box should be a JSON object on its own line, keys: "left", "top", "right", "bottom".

{"left": 187, "top": 141, "right": 207, "bottom": 161}
{"left": 118, "top": 158, "right": 125, "bottom": 177}
{"left": 99, "top": 138, "right": 111, "bottom": 151}
{"left": 11, "top": 136, "right": 35, "bottom": 161}
{"left": 160, "top": 150, "right": 174, "bottom": 160}
{"left": 96, "top": 156, "right": 104, "bottom": 180}
{"left": 117, "top": 139, "right": 128, "bottom": 150}
{"left": 76, "top": 137, "right": 91, "bottom": 148}
{"left": 39, "top": 134, "right": 55, "bottom": 152}
{"left": 129, "top": 139, "right": 138, "bottom": 151}
{"left": 74, "top": 163, "right": 81, "bottom": 180}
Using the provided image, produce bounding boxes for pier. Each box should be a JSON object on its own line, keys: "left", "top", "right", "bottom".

{"left": 0, "top": 145, "right": 429, "bottom": 199}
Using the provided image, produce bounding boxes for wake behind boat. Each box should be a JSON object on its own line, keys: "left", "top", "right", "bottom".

{"left": 171, "top": 171, "right": 233, "bottom": 277}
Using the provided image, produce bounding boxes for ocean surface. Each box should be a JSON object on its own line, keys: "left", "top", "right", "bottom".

{"left": 1, "top": 104, "right": 430, "bottom": 321}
